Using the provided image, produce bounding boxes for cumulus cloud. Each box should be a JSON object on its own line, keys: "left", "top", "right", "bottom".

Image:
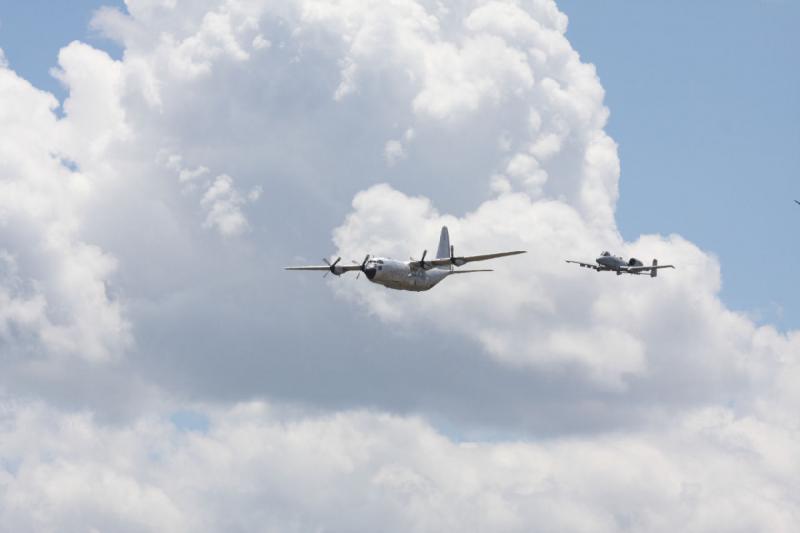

{"left": 200, "top": 174, "right": 260, "bottom": 236}
{"left": 0, "top": 55, "right": 130, "bottom": 364}
{"left": 0, "top": 0, "right": 798, "bottom": 531}
{"left": 332, "top": 184, "right": 767, "bottom": 398}
{"left": 1, "top": 401, "right": 799, "bottom": 533}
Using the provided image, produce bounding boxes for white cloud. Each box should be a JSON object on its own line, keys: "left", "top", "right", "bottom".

{"left": 181, "top": 166, "right": 210, "bottom": 183}
{"left": 73, "top": 0, "right": 800, "bottom": 423}
{"left": 200, "top": 174, "right": 259, "bottom": 237}
{"left": 384, "top": 139, "right": 405, "bottom": 165}
{"left": 0, "top": 57, "right": 130, "bottom": 364}
{"left": 1, "top": 401, "right": 799, "bottom": 533}
{"left": 384, "top": 128, "right": 414, "bottom": 166}
{"left": 0, "top": 0, "right": 798, "bottom": 530}
{"left": 251, "top": 34, "right": 271, "bottom": 50}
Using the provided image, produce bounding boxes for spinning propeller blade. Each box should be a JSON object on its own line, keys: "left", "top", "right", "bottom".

{"left": 322, "top": 256, "right": 342, "bottom": 276}
{"left": 356, "top": 255, "right": 370, "bottom": 280}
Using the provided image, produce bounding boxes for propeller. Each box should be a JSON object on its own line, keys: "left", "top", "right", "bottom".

{"left": 356, "top": 254, "right": 370, "bottom": 279}
{"left": 410, "top": 250, "right": 432, "bottom": 270}
{"left": 449, "top": 244, "right": 466, "bottom": 267}
{"left": 322, "top": 256, "right": 342, "bottom": 277}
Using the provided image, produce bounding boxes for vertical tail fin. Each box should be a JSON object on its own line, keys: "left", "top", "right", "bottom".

{"left": 436, "top": 226, "right": 450, "bottom": 259}
{"left": 651, "top": 259, "right": 658, "bottom": 278}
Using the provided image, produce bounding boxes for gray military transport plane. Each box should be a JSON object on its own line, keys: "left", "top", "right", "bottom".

{"left": 566, "top": 251, "right": 675, "bottom": 277}
{"left": 285, "top": 226, "right": 526, "bottom": 292}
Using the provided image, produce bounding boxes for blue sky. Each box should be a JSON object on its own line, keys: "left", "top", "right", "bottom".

{"left": 2, "top": 0, "right": 799, "bottom": 326}
{"left": 0, "top": 0, "right": 124, "bottom": 98}
{"left": 559, "top": 0, "right": 800, "bottom": 328}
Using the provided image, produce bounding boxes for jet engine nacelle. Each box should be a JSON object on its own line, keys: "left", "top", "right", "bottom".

{"left": 628, "top": 258, "right": 643, "bottom": 267}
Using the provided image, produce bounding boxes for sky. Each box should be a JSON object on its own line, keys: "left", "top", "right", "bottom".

{"left": 0, "top": 0, "right": 125, "bottom": 97}
{"left": 558, "top": 0, "right": 800, "bottom": 329}
{"left": 1, "top": 1, "right": 800, "bottom": 531}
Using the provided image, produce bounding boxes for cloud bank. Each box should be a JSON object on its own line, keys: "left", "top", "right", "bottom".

{"left": 0, "top": 0, "right": 798, "bottom": 531}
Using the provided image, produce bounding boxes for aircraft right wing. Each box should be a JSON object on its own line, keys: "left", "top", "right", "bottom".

{"left": 626, "top": 264, "right": 676, "bottom": 273}
{"left": 566, "top": 260, "right": 600, "bottom": 270}
{"left": 285, "top": 255, "right": 368, "bottom": 275}
{"left": 284, "top": 265, "right": 362, "bottom": 272}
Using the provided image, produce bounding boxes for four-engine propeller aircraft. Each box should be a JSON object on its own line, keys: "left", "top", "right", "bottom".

{"left": 566, "top": 251, "right": 675, "bottom": 277}
{"left": 285, "top": 227, "right": 526, "bottom": 292}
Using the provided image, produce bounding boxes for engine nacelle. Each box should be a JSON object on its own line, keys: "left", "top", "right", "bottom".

{"left": 628, "top": 257, "right": 643, "bottom": 267}
{"left": 449, "top": 245, "right": 466, "bottom": 267}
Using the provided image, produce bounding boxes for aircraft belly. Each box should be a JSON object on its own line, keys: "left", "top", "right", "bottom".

{"left": 372, "top": 269, "right": 440, "bottom": 291}
{"left": 375, "top": 279, "right": 429, "bottom": 291}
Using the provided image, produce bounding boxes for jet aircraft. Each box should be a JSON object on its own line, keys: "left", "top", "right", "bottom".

{"left": 566, "top": 251, "right": 675, "bottom": 277}
{"left": 285, "top": 227, "right": 526, "bottom": 291}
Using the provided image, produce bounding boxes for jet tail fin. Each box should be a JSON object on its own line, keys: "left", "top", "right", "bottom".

{"left": 651, "top": 259, "right": 658, "bottom": 278}
{"left": 436, "top": 226, "right": 450, "bottom": 259}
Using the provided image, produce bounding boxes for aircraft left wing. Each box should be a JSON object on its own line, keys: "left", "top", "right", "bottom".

{"left": 626, "top": 264, "right": 676, "bottom": 273}
{"left": 411, "top": 250, "right": 526, "bottom": 269}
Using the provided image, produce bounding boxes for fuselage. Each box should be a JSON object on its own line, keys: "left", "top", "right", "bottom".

{"left": 363, "top": 257, "right": 452, "bottom": 292}
{"left": 596, "top": 252, "right": 644, "bottom": 273}
{"left": 597, "top": 255, "right": 626, "bottom": 270}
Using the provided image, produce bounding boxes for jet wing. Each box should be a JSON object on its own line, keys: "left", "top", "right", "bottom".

{"left": 411, "top": 250, "right": 526, "bottom": 269}
{"left": 566, "top": 260, "right": 600, "bottom": 270}
{"left": 626, "top": 264, "right": 676, "bottom": 273}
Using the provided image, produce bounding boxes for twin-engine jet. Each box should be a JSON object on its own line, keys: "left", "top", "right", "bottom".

{"left": 566, "top": 251, "right": 675, "bottom": 277}
{"left": 285, "top": 227, "right": 526, "bottom": 292}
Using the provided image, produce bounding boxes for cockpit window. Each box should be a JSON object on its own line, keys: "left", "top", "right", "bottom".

{"left": 601, "top": 251, "right": 611, "bottom": 257}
